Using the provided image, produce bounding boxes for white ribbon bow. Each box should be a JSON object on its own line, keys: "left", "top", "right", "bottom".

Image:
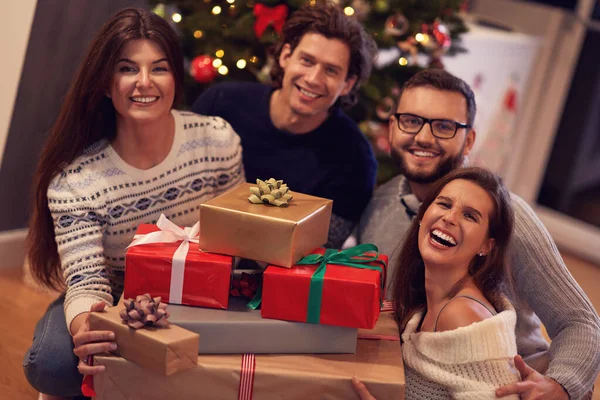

{"left": 127, "top": 214, "right": 200, "bottom": 304}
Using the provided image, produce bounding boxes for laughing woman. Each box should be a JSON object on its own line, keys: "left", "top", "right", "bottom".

{"left": 23, "top": 8, "right": 243, "bottom": 399}
{"left": 354, "top": 167, "right": 520, "bottom": 399}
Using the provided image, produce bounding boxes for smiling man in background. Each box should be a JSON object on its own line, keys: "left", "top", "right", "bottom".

{"left": 193, "top": 2, "right": 378, "bottom": 248}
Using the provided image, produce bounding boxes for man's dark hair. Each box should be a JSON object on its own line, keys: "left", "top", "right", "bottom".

{"left": 399, "top": 69, "right": 477, "bottom": 127}
{"left": 269, "top": 1, "right": 377, "bottom": 108}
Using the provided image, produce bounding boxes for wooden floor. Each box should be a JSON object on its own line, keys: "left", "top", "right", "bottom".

{"left": 1, "top": 253, "right": 599, "bottom": 400}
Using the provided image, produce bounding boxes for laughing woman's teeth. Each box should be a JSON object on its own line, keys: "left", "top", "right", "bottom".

{"left": 431, "top": 229, "right": 457, "bottom": 247}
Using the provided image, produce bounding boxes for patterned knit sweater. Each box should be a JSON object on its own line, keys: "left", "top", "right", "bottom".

{"left": 402, "top": 298, "right": 520, "bottom": 400}
{"left": 47, "top": 110, "right": 244, "bottom": 329}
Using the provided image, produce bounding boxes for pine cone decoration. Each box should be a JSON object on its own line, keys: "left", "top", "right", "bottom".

{"left": 119, "top": 293, "right": 170, "bottom": 329}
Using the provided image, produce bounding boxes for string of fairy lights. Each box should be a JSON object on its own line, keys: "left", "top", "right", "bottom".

{"left": 153, "top": 1, "right": 449, "bottom": 78}
{"left": 156, "top": 1, "right": 262, "bottom": 77}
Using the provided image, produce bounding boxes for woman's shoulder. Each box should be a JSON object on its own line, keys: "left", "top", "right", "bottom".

{"left": 173, "top": 109, "right": 240, "bottom": 142}
{"left": 435, "top": 296, "right": 497, "bottom": 332}
{"left": 433, "top": 295, "right": 517, "bottom": 342}
{"left": 48, "top": 139, "right": 114, "bottom": 194}
{"left": 406, "top": 297, "right": 517, "bottom": 364}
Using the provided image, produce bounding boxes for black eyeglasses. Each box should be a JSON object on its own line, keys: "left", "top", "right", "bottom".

{"left": 393, "top": 113, "right": 471, "bottom": 139}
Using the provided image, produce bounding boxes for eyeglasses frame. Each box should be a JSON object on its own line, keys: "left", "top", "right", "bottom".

{"left": 393, "top": 113, "right": 471, "bottom": 139}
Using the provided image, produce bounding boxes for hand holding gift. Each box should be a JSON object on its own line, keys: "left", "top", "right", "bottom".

{"left": 88, "top": 295, "right": 199, "bottom": 376}
{"left": 72, "top": 302, "right": 115, "bottom": 376}
{"left": 352, "top": 377, "right": 378, "bottom": 400}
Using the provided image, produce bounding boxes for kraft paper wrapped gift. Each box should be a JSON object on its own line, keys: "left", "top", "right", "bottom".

{"left": 123, "top": 215, "right": 233, "bottom": 309}
{"left": 93, "top": 312, "right": 404, "bottom": 400}
{"left": 168, "top": 296, "right": 358, "bottom": 354}
{"left": 199, "top": 182, "right": 332, "bottom": 268}
{"left": 261, "top": 245, "right": 387, "bottom": 329}
{"left": 88, "top": 303, "right": 199, "bottom": 376}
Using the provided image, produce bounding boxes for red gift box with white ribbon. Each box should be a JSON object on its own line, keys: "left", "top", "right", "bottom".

{"left": 123, "top": 214, "right": 233, "bottom": 309}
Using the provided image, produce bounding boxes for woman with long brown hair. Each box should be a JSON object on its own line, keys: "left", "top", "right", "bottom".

{"left": 354, "top": 167, "right": 520, "bottom": 399}
{"left": 23, "top": 8, "right": 243, "bottom": 399}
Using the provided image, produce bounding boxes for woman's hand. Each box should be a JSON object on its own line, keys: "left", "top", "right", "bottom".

{"left": 352, "top": 376, "right": 377, "bottom": 400}
{"left": 71, "top": 302, "right": 116, "bottom": 376}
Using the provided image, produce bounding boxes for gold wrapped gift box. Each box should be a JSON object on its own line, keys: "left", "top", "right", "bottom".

{"left": 88, "top": 304, "right": 199, "bottom": 376}
{"left": 199, "top": 182, "right": 333, "bottom": 268}
{"left": 93, "top": 312, "right": 404, "bottom": 399}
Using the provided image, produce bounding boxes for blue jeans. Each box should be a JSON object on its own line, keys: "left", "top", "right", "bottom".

{"left": 23, "top": 294, "right": 86, "bottom": 397}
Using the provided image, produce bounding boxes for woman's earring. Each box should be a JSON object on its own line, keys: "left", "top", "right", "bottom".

{"left": 418, "top": 220, "right": 422, "bottom": 226}
{"left": 478, "top": 252, "right": 485, "bottom": 256}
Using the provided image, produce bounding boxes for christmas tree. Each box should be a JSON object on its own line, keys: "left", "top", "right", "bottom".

{"left": 150, "top": 0, "right": 468, "bottom": 183}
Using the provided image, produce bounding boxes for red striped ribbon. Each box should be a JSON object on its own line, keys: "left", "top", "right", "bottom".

{"left": 235, "top": 302, "right": 395, "bottom": 400}
{"left": 380, "top": 300, "right": 395, "bottom": 312}
{"left": 238, "top": 353, "right": 256, "bottom": 400}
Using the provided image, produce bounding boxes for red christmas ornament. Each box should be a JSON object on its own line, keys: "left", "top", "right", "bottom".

{"left": 190, "top": 55, "right": 217, "bottom": 84}
{"left": 422, "top": 21, "right": 451, "bottom": 50}
{"left": 432, "top": 20, "right": 451, "bottom": 50}
{"left": 253, "top": 3, "right": 288, "bottom": 38}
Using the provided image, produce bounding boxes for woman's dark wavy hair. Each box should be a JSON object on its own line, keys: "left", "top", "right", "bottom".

{"left": 392, "top": 167, "right": 515, "bottom": 333}
{"left": 269, "top": 1, "right": 377, "bottom": 109}
{"left": 27, "top": 7, "right": 184, "bottom": 290}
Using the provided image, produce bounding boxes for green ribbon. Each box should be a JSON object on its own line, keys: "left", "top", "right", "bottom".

{"left": 247, "top": 244, "right": 387, "bottom": 323}
{"left": 248, "top": 178, "right": 293, "bottom": 207}
{"left": 297, "top": 244, "right": 386, "bottom": 324}
{"left": 247, "top": 281, "right": 262, "bottom": 310}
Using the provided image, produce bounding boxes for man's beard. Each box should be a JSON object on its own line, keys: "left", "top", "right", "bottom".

{"left": 391, "top": 147, "right": 465, "bottom": 184}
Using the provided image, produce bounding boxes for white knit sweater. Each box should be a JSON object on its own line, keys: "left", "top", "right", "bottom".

{"left": 401, "top": 299, "right": 520, "bottom": 399}
{"left": 48, "top": 110, "right": 244, "bottom": 330}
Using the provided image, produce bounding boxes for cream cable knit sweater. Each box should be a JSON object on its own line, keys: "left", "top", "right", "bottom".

{"left": 401, "top": 298, "right": 520, "bottom": 399}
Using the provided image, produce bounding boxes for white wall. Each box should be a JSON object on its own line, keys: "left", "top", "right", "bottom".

{"left": 0, "top": 0, "right": 37, "bottom": 268}
{"left": 0, "top": 0, "right": 37, "bottom": 167}
{"left": 469, "top": 0, "right": 600, "bottom": 264}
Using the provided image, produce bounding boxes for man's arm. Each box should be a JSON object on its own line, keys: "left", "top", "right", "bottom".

{"left": 322, "top": 169, "right": 375, "bottom": 249}
{"left": 322, "top": 126, "right": 377, "bottom": 250}
{"left": 509, "top": 194, "right": 600, "bottom": 399}
{"left": 325, "top": 213, "right": 355, "bottom": 249}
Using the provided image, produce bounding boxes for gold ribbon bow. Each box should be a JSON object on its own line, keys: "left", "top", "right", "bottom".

{"left": 248, "top": 178, "right": 293, "bottom": 207}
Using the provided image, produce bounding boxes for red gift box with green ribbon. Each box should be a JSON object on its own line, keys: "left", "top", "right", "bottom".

{"left": 258, "top": 244, "right": 387, "bottom": 329}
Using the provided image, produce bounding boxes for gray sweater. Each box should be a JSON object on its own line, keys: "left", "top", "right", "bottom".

{"left": 358, "top": 175, "right": 600, "bottom": 400}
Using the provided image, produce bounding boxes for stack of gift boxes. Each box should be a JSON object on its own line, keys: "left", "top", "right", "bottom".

{"left": 89, "top": 180, "right": 404, "bottom": 399}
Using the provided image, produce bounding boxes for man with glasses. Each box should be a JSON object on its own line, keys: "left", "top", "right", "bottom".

{"left": 356, "top": 69, "right": 600, "bottom": 400}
